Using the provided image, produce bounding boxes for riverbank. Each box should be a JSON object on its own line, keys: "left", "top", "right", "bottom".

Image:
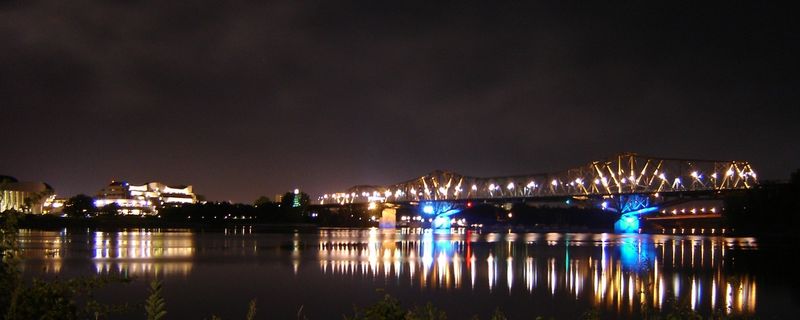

{"left": 13, "top": 214, "right": 320, "bottom": 232}
{"left": 8, "top": 213, "right": 797, "bottom": 239}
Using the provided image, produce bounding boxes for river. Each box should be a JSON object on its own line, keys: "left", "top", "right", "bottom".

{"left": 17, "top": 227, "right": 799, "bottom": 319}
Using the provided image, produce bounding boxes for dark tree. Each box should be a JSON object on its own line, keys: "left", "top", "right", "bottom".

{"left": 99, "top": 203, "right": 121, "bottom": 216}
{"left": 63, "top": 194, "right": 96, "bottom": 218}
{"left": 253, "top": 196, "right": 272, "bottom": 208}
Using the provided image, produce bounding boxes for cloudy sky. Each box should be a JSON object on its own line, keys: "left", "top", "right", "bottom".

{"left": 2, "top": 1, "right": 797, "bottom": 202}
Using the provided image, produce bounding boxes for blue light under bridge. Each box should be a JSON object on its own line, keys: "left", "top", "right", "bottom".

{"left": 613, "top": 194, "right": 658, "bottom": 233}
{"left": 420, "top": 202, "right": 462, "bottom": 229}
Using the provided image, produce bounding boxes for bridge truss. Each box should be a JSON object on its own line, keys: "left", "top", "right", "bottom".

{"left": 318, "top": 153, "right": 757, "bottom": 204}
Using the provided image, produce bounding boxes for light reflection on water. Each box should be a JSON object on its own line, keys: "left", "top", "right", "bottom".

{"left": 19, "top": 228, "right": 195, "bottom": 277}
{"left": 315, "top": 228, "right": 757, "bottom": 316}
{"left": 18, "top": 227, "right": 759, "bottom": 317}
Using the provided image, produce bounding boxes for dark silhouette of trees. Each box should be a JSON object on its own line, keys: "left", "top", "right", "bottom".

{"left": 280, "top": 191, "right": 309, "bottom": 210}
{"left": 63, "top": 194, "right": 96, "bottom": 218}
{"left": 99, "top": 203, "right": 121, "bottom": 217}
{"left": 253, "top": 196, "right": 273, "bottom": 208}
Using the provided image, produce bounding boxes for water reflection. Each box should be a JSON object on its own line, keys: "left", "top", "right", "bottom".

{"left": 317, "top": 228, "right": 758, "bottom": 316}
{"left": 20, "top": 229, "right": 195, "bottom": 277}
{"left": 91, "top": 230, "right": 194, "bottom": 276}
{"left": 18, "top": 227, "right": 760, "bottom": 317}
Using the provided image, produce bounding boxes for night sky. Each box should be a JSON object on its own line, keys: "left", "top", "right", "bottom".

{"left": 2, "top": 1, "right": 798, "bottom": 202}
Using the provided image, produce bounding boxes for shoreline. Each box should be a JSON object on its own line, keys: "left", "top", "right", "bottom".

{"left": 10, "top": 215, "right": 795, "bottom": 239}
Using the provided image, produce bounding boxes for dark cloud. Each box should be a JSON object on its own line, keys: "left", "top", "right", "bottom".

{"left": 2, "top": 1, "right": 798, "bottom": 202}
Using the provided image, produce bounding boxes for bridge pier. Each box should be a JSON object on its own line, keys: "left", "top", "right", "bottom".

{"left": 379, "top": 207, "right": 396, "bottom": 229}
{"left": 614, "top": 213, "right": 640, "bottom": 233}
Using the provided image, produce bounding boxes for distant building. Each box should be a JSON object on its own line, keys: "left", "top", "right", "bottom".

{"left": 95, "top": 181, "right": 197, "bottom": 215}
{"left": 42, "top": 197, "right": 67, "bottom": 214}
{"left": 0, "top": 175, "right": 54, "bottom": 214}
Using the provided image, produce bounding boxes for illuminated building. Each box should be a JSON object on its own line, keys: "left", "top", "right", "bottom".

{"left": 42, "top": 197, "right": 67, "bottom": 214}
{"left": 95, "top": 181, "right": 197, "bottom": 215}
{"left": 0, "top": 175, "right": 54, "bottom": 214}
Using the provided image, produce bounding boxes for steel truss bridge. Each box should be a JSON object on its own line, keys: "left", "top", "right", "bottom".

{"left": 318, "top": 153, "right": 757, "bottom": 205}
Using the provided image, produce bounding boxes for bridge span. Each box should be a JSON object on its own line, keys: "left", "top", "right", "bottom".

{"left": 314, "top": 153, "right": 757, "bottom": 232}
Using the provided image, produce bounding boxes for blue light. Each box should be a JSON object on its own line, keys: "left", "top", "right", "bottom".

{"left": 619, "top": 237, "right": 656, "bottom": 271}
{"left": 419, "top": 202, "right": 462, "bottom": 229}
{"left": 614, "top": 214, "right": 640, "bottom": 233}
{"left": 625, "top": 206, "right": 659, "bottom": 216}
{"left": 620, "top": 237, "right": 638, "bottom": 268}
{"left": 433, "top": 216, "right": 451, "bottom": 229}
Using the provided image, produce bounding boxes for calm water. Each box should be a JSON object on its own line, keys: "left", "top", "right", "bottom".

{"left": 17, "top": 228, "right": 799, "bottom": 319}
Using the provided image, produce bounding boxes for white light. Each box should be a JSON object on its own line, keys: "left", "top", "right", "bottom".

{"left": 489, "top": 183, "right": 496, "bottom": 191}
{"left": 294, "top": 188, "right": 299, "bottom": 195}
{"left": 368, "top": 202, "right": 377, "bottom": 210}
{"left": 711, "top": 173, "right": 718, "bottom": 179}
{"left": 551, "top": 179, "right": 558, "bottom": 186}
{"left": 659, "top": 173, "right": 667, "bottom": 181}
{"left": 726, "top": 169, "right": 734, "bottom": 177}
{"left": 471, "top": 185, "right": 477, "bottom": 191}
{"left": 691, "top": 171, "right": 699, "bottom": 178}
{"left": 506, "top": 182, "right": 514, "bottom": 190}
{"left": 527, "top": 181, "right": 535, "bottom": 188}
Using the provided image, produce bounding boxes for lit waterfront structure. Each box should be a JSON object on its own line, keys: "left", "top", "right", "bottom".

{"left": 0, "top": 175, "right": 54, "bottom": 214}
{"left": 317, "top": 153, "right": 757, "bottom": 204}
{"left": 95, "top": 181, "right": 197, "bottom": 215}
{"left": 316, "top": 153, "right": 759, "bottom": 232}
{"left": 42, "top": 196, "right": 67, "bottom": 214}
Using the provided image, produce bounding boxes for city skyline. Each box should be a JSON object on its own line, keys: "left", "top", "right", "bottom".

{"left": 3, "top": 2, "right": 798, "bottom": 202}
